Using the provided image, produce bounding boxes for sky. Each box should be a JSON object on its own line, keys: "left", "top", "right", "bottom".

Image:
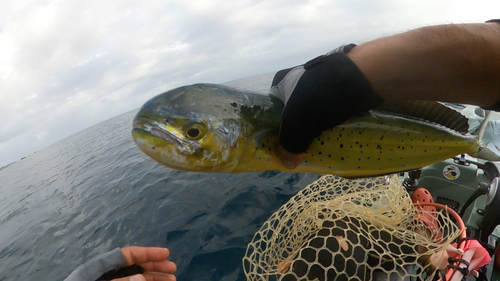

{"left": 0, "top": 0, "right": 499, "bottom": 167}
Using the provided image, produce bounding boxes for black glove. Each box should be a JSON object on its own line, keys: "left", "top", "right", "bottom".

{"left": 271, "top": 44, "right": 384, "bottom": 154}
{"left": 96, "top": 264, "right": 144, "bottom": 280}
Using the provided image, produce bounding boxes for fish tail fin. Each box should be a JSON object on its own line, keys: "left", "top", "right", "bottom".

{"left": 473, "top": 111, "right": 500, "bottom": 161}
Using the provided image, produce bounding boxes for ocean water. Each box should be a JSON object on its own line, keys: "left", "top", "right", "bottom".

{"left": 0, "top": 74, "right": 322, "bottom": 281}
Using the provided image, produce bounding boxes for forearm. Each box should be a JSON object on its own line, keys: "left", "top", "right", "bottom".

{"left": 348, "top": 22, "right": 500, "bottom": 107}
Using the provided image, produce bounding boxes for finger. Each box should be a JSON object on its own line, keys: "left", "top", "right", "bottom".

{"left": 143, "top": 272, "right": 177, "bottom": 281}
{"left": 121, "top": 247, "right": 171, "bottom": 266}
{"left": 111, "top": 274, "right": 146, "bottom": 281}
{"left": 280, "top": 146, "right": 304, "bottom": 169}
{"left": 139, "top": 260, "right": 177, "bottom": 274}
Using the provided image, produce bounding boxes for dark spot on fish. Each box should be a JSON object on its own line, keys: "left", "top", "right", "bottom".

{"left": 328, "top": 166, "right": 331, "bottom": 169}
{"left": 380, "top": 136, "right": 384, "bottom": 140}
{"left": 424, "top": 150, "right": 427, "bottom": 153}
{"left": 359, "top": 144, "right": 363, "bottom": 148}
{"left": 262, "top": 143, "right": 265, "bottom": 148}
{"left": 360, "top": 151, "right": 363, "bottom": 154}
{"left": 320, "top": 159, "right": 322, "bottom": 162}
{"left": 268, "top": 147, "right": 271, "bottom": 152}
{"left": 358, "top": 158, "right": 361, "bottom": 161}
{"left": 398, "top": 146, "right": 400, "bottom": 149}
{"left": 230, "top": 102, "right": 237, "bottom": 107}
{"left": 305, "top": 160, "right": 308, "bottom": 163}
{"left": 151, "top": 147, "right": 155, "bottom": 150}
{"left": 367, "top": 157, "right": 370, "bottom": 160}
{"left": 340, "top": 144, "right": 344, "bottom": 148}
{"left": 377, "top": 158, "right": 380, "bottom": 160}
{"left": 328, "top": 154, "right": 331, "bottom": 158}
{"left": 358, "top": 166, "right": 361, "bottom": 169}
{"left": 389, "top": 158, "right": 392, "bottom": 161}
{"left": 355, "top": 141, "right": 359, "bottom": 144}
{"left": 439, "top": 147, "right": 442, "bottom": 150}
{"left": 377, "top": 145, "right": 382, "bottom": 150}
{"left": 318, "top": 151, "right": 322, "bottom": 155}
{"left": 350, "top": 145, "right": 353, "bottom": 148}
{"left": 341, "top": 157, "right": 344, "bottom": 161}
{"left": 321, "top": 141, "right": 324, "bottom": 145}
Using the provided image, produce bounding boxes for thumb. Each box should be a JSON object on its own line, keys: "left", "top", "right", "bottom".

{"left": 112, "top": 274, "right": 146, "bottom": 281}
{"left": 280, "top": 146, "right": 304, "bottom": 169}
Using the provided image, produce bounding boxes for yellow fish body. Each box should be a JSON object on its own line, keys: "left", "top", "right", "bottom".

{"left": 132, "top": 84, "right": 497, "bottom": 178}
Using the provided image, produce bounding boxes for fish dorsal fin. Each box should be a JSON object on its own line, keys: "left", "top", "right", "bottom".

{"left": 374, "top": 100, "right": 469, "bottom": 134}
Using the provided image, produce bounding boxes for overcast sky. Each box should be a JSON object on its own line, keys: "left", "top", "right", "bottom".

{"left": 1, "top": 0, "right": 499, "bottom": 167}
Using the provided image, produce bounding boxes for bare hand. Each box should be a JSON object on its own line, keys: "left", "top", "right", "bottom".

{"left": 280, "top": 146, "right": 304, "bottom": 170}
{"left": 112, "top": 247, "right": 176, "bottom": 281}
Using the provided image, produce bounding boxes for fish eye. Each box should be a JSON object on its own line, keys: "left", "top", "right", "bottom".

{"left": 184, "top": 123, "right": 206, "bottom": 140}
{"left": 187, "top": 128, "right": 200, "bottom": 138}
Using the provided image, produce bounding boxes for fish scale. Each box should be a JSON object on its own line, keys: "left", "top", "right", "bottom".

{"left": 132, "top": 83, "right": 497, "bottom": 178}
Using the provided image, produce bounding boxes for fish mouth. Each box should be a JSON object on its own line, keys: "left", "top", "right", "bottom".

{"left": 132, "top": 118, "right": 194, "bottom": 155}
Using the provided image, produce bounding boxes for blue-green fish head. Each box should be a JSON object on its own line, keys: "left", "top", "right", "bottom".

{"left": 132, "top": 84, "right": 270, "bottom": 172}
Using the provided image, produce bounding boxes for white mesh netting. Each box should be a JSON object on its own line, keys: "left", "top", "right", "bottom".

{"left": 243, "top": 175, "right": 463, "bottom": 281}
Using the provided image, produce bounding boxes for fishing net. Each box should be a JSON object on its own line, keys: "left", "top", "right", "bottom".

{"left": 243, "top": 174, "right": 464, "bottom": 281}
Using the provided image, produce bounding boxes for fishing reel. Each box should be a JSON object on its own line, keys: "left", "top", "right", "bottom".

{"left": 447, "top": 157, "right": 500, "bottom": 243}
{"left": 478, "top": 174, "right": 500, "bottom": 242}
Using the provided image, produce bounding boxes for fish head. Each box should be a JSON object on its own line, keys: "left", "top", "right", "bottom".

{"left": 132, "top": 84, "right": 247, "bottom": 172}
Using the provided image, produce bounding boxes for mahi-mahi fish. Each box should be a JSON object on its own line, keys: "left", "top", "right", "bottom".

{"left": 132, "top": 83, "right": 499, "bottom": 178}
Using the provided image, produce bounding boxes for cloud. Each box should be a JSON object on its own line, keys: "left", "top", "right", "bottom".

{"left": 1, "top": 0, "right": 499, "bottom": 166}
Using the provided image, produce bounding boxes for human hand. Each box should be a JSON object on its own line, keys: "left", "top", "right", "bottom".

{"left": 271, "top": 45, "right": 384, "bottom": 169}
{"left": 111, "top": 247, "right": 176, "bottom": 281}
{"left": 280, "top": 146, "right": 304, "bottom": 170}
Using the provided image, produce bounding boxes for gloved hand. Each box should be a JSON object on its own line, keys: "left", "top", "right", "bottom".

{"left": 271, "top": 44, "right": 384, "bottom": 166}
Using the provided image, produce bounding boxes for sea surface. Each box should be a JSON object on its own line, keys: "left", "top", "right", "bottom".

{"left": 0, "top": 74, "right": 322, "bottom": 281}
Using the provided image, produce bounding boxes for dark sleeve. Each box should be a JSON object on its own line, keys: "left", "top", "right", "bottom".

{"left": 64, "top": 248, "right": 128, "bottom": 281}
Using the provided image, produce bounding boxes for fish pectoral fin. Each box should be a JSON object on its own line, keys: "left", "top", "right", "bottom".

{"left": 251, "top": 128, "right": 279, "bottom": 150}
